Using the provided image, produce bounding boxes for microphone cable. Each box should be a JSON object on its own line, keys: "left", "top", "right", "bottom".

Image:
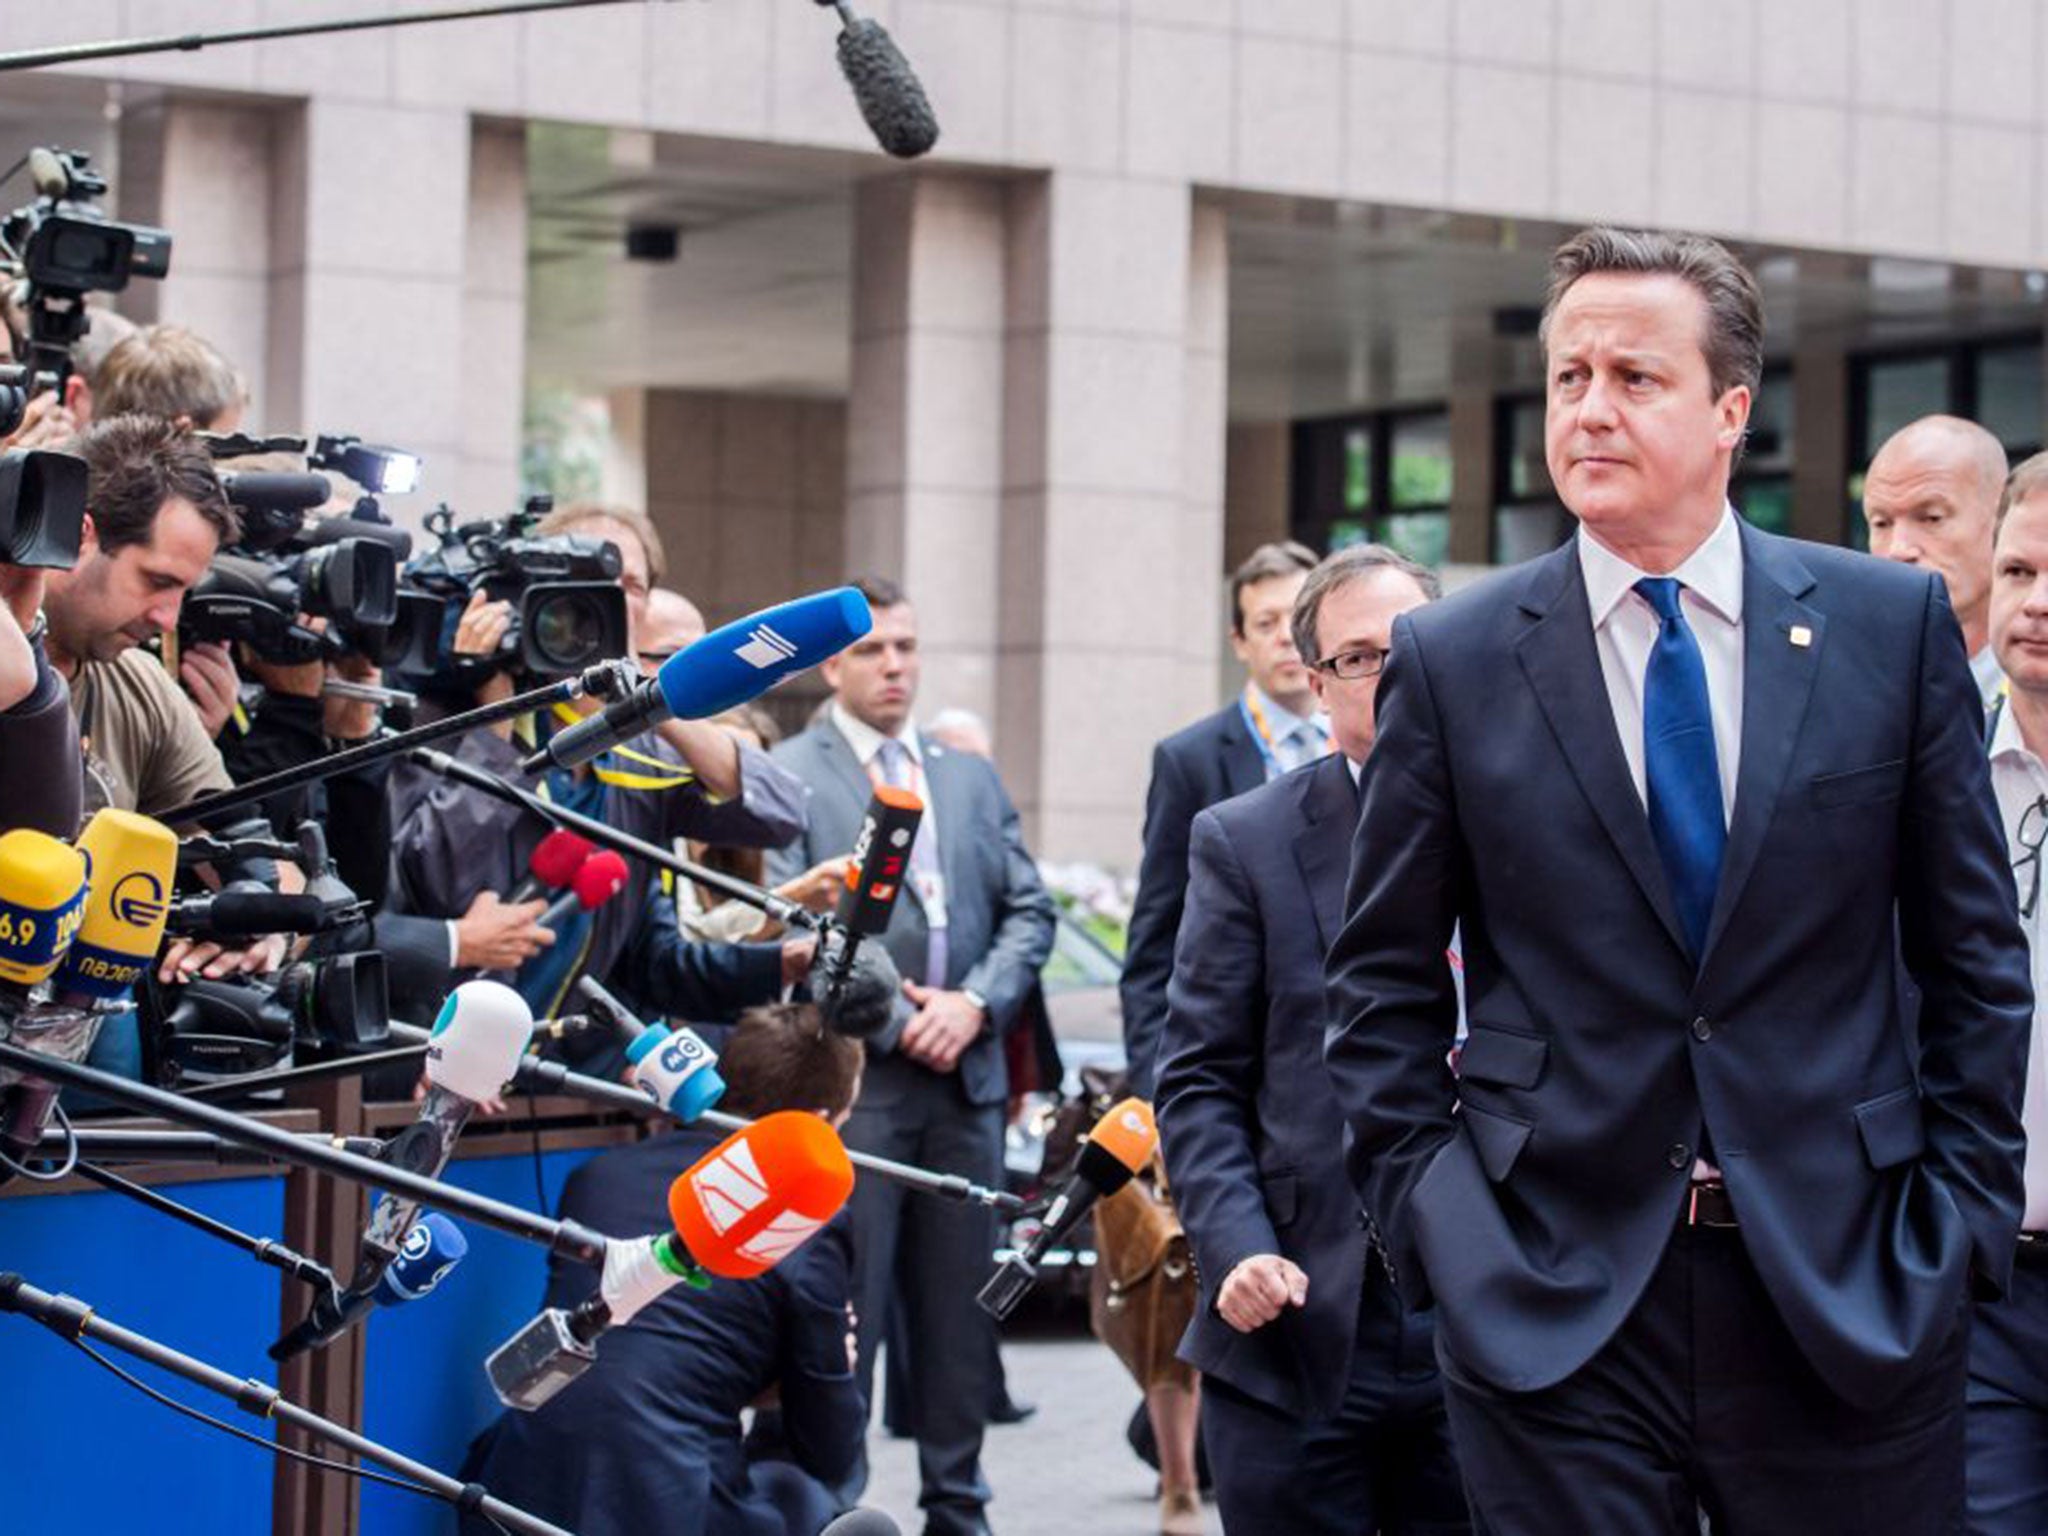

{"left": 50, "top": 1333, "right": 518, "bottom": 1536}
{"left": 0, "top": 1098, "right": 76, "bottom": 1182}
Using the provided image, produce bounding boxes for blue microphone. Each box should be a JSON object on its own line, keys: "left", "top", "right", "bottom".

{"left": 522, "top": 587, "right": 873, "bottom": 773}
{"left": 372, "top": 1212, "right": 468, "bottom": 1306}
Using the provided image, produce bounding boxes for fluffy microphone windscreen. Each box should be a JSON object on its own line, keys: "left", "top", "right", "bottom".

{"left": 529, "top": 829, "right": 594, "bottom": 891}
{"left": 821, "top": 1512, "right": 904, "bottom": 1536}
{"left": 837, "top": 18, "right": 940, "bottom": 159}
{"left": 0, "top": 829, "right": 87, "bottom": 988}
{"left": 668, "top": 1110, "right": 855, "bottom": 1280}
{"left": 424, "top": 979, "right": 535, "bottom": 1102}
{"left": 57, "top": 809, "right": 176, "bottom": 1000}
{"left": 571, "top": 850, "right": 631, "bottom": 911}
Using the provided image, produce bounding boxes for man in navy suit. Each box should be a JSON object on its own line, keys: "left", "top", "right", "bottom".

{"left": 1121, "top": 539, "right": 1322, "bottom": 1099}
{"left": 767, "top": 577, "right": 1054, "bottom": 1536}
{"left": 1158, "top": 543, "right": 1469, "bottom": 1536}
{"left": 1324, "top": 227, "right": 2032, "bottom": 1534}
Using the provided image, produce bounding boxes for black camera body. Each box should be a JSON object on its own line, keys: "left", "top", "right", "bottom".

{"left": 0, "top": 147, "right": 171, "bottom": 407}
{"left": 181, "top": 441, "right": 429, "bottom": 666}
{"left": 144, "top": 950, "right": 392, "bottom": 1086}
{"left": 406, "top": 498, "right": 629, "bottom": 681}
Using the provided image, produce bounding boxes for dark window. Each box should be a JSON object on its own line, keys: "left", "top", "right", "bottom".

{"left": 1291, "top": 408, "right": 1452, "bottom": 566}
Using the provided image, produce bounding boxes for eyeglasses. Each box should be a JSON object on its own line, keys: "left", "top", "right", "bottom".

{"left": 2016, "top": 795, "right": 2048, "bottom": 921}
{"left": 1312, "top": 646, "right": 1389, "bottom": 682}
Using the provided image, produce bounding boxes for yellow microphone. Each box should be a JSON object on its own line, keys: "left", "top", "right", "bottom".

{"left": 56, "top": 809, "right": 178, "bottom": 1005}
{"left": 0, "top": 829, "right": 88, "bottom": 991}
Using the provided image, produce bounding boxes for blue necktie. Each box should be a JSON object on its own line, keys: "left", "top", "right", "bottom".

{"left": 1636, "top": 577, "right": 1726, "bottom": 959}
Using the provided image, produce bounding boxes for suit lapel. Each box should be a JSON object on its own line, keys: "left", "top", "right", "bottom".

{"left": 1293, "top": 754, "right": 1358, "bottom": 953}
{"left": 1218, "top": 704, "right": 1267, "bottom": 797}
{"left": 813, "top": 723, "right": 882, "bottom": 828}
{"left": 1698, "top": 526, "right": 1822, "bottom": 963}
{"left": 1513, "top": 544, "right": 1692, "bottom": 957}
{"left": 920, "top": 743, "right": 962, "bottom": 926}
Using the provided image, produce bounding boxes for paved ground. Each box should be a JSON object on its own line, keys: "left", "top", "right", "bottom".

{"left": 861, "top": 1304, "right": 1222, "bottom": 1536}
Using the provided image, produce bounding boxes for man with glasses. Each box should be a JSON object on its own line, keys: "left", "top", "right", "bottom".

{"left": 1157, "top": 544, "right": 1469, "bottom": 1536}
{"left": 1973, "top": 451, "right": 2048, "bottom": 1533}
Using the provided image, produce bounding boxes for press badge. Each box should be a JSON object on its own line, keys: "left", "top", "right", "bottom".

{"left": 913, "top": 864, "right": 949, "bottom": 930}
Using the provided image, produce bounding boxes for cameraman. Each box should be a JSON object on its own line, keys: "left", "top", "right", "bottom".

{"left": 91, "top": 324, "right": 246, "bottom": 433}
{"left": 389, "top": 504, "right": 811, "bottom": 1029}
{"left": 45, "top": 414, "right": 286, "bottom": 981}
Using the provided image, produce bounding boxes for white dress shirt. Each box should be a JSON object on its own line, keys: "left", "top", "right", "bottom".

{"left": 1988, "top": 700, "right": 2048, "bottom": 1231}
{"left": 1577, "top": 506, "right": 1746, "bottom": 823}
{"left": 1972, "top": 646, "right": 2008, "bottom": 713}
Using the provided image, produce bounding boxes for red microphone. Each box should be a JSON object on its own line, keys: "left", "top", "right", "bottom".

{"left": 534, "top": 849, "right": 631, "bottom": 938}
{"left": 509, "top": 829, "right": 594, "bottom": 905}
{"left": 669, "top": 1111, "right": 857, "bottom": 1279}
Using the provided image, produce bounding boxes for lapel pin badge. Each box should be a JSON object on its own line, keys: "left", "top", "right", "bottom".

{"left": 1788, "top": 624, "right": 1813, "bottom": 648}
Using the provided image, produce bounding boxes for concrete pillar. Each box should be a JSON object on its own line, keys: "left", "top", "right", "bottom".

{"left": 846, "top": 173, "right": 1009, "bottom": 731}
{"left": 999, "top": 173, "right": 1227, "bottom": 866}
{"left": 117, "top": 98, "right": 282, "bottom": 415}
{"left": 457, "top": 124, "right": 528, "bottom": 517}
{"left": 266, "top": 99, "right": 480, "bottom": 528}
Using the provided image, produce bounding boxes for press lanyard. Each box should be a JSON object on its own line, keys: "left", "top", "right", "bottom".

{"left": 1239, "top": 686, "right": 1334, "bottom": 779}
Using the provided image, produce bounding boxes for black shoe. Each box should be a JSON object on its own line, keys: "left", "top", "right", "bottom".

{"left": 922, "top": 1517, "right": 993, "bottom": 1536}
{"left": 987, "top": 1395, "right": 1037, "bottom": 1425}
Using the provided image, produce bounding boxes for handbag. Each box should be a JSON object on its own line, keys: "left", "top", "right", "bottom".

{"left": 1088, "top": 1146, "right": 1198, "bottom": 1391}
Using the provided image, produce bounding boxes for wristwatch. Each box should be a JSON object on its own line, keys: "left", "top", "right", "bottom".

{"left": 961, "top": 987, "right": 990, "bottom": 1021}
{"left": 23, "top": 608, "right": 45, "bottom": 647}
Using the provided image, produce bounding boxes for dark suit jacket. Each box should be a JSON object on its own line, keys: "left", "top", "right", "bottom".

{"left": 1157, "top": 752, "right": 1370, "bottom": 1419}
{"left": 766, "top": 721, "right": 1055, "bottom": 1108}
{"left": 1121, "top": 702, "right": 1265, "bottom": 1098}
{"left": 1323, "top": 522, "right": 2031, "bottom": 1411}
{"left": 460, "top": 1128, "right": 862, "bottom": 1536}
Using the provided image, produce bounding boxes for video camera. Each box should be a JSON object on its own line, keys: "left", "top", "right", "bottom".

{"left": 0, "top": 146, "right": 170, "bottom": 410}
{"left": 180, "top": 433, "right": 442, "bottom": 670}
{"left": 142, "top": 950, "right": 392, "bottom": 1084}
{"left": 405, "top": 497, "right": 628, "bottom": 681}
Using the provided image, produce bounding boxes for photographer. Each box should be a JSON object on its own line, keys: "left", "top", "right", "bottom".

{"left": 91, "top": 323, "right": 246, "bottom": 433}
{"left": 46, "top": 414, "right": 286, "bottom": 982}
{"left": 389, "top": 503, "right": 810, "bottom": 1029}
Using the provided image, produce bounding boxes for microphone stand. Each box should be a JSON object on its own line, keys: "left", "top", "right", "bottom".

{"left": 0, "top": 1272, "right": 574, "bottom": 1536}
{"left": 0, "top": 1041, "right": 613, "bottom": 1266}
{"left": 408, "top": 745, "right": 827, "bottom": 931}
{"left": 177, "top": 1042, "right": 431, "bottom": 1101}
{"left": 383, "top": 1021, "right": 1023, "bottom": 1213}
{"left": 0, "top": 0, "right": 663, "bottom": 71}
{"left": 67, "top": 1159, "right": 341, "bottom": 1295}
{"left": 162, "top": 659, "right": 639, "bottom": 827}
{"left": 35, "top": 1125, "right": 385, "bottom": 1166}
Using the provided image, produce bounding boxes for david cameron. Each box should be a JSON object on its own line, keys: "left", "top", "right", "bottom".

{"left": 1323, "top": 227, "right": 2032, "bottom": 1535}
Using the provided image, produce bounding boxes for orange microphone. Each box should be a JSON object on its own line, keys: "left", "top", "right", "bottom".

{"left": 669, "top": 1110, "right": 858, "bottom": 1280}
{"left": 488, "top": 1111, "right": 857, "bottom": 1410}
{"left": 977, "top": 1097, "right": 1158, "bottom": 1320}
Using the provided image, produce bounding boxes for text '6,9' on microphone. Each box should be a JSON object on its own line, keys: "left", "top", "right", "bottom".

{"left": 976, "top": 1097, "right": 1157, "bottom": 1321}
{"left": 0, "top": 811, "right": 179, "bottom": 1169}
{"left": 486, "top": 1112, "right": 856, "bottom": 1410}
{"left": 821, "top": 0, "right": 941, "bottom": 159}
{"left": 522, "top": 587, "right": 873, "bottom": 774}
{"left": 0, "top": 830, "right": 87, "bottom": 992}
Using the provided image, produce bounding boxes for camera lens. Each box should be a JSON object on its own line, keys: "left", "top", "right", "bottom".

{"left": 529, "top": 591, "right": 608, "bottom": 671}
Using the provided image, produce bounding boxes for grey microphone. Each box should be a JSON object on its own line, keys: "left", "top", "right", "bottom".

{"left": 823, "top": 1, "right": 939, "bottom": 158}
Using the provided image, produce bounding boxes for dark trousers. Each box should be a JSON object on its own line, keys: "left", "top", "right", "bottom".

{"left": 843, "top": 1058, "right": 1003, "bottom": 1534}
{"left": 1201, "top": 1265, "right": 1470, "bottom": 1536}
{"left": 1967, "top": 1251, "right": 2048, "bottom": 1534}
{"left": 1440, "top": 1223, "right": 1970, "bottom": 1536}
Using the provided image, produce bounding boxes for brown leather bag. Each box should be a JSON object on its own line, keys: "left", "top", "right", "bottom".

{"left": 1089, "top": 1149, "right": 1198, "bottom": 1390}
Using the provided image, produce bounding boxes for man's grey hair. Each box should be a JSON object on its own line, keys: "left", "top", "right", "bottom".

{"left": 1291, "top": 543, "right": 1441, "bottom": 666}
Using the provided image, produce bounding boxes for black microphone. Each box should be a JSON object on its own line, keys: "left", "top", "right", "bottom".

{"left": 822, "top": 1, "right": 940, "bottom": 159}
{"left": 165, "top": 886, "right": 333, "bottom": 940}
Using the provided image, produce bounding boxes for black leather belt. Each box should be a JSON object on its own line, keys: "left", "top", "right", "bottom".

{"left": 1685, "top": 1181, "right": 1738, "bottom": 1228}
